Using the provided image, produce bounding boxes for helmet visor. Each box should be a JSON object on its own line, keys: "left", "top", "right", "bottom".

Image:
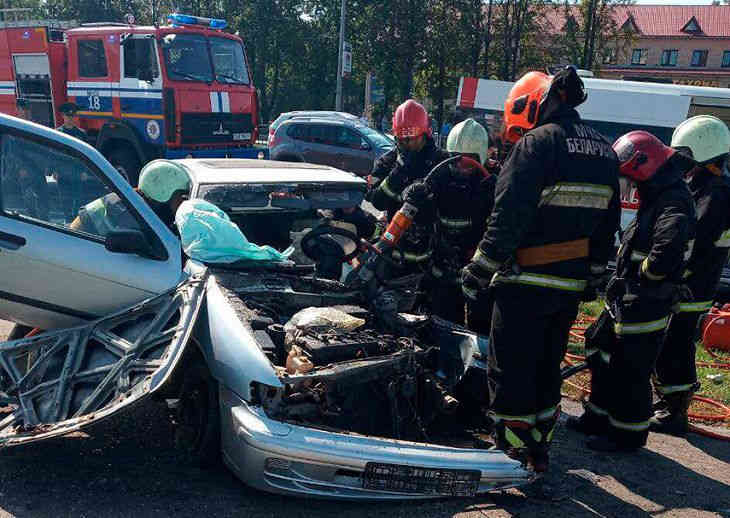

{"left": 614, "top": 138, "right": 636, "bottom": 164}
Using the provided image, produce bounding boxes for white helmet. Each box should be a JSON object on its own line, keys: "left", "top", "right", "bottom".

{"left": 138, "top": 160, "right": 191, "bottom": 203}
{"left": 446, "top": 118, "right": 489, "bottom": 165}
{"left": 671, "top": 115, "right": 730, "bottom": 164}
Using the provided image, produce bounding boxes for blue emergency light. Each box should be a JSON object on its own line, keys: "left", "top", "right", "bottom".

{"left": 168, "top": 13, "right": 227, "bottom": 30}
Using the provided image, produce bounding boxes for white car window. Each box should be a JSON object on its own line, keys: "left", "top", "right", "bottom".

{"left": 0, "top": 133, "right": 141, "bottom": 239}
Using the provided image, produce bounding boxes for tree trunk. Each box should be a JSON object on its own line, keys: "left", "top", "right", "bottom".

{"left": 483, "top": 0, "right": 494, "bottom": 77}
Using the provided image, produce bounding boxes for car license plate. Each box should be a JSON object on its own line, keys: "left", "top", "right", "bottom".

{"left": 233, "top": 132, "right": 251, "bottom": 141}
{"left": 363, "top": 462, "right": 480, "bottom": 496}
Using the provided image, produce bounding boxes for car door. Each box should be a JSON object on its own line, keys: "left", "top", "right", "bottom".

{"left": 0, "top": 116, "right": 182, "bottom": 330}
{"left": 119, "top": 34, "right": 164, "bottom": 148}
{"left": 336, "top": 127, "right": 375, "bottom": 175}
{"left": 305, "top": 124, "right": 342, "bottom": 168}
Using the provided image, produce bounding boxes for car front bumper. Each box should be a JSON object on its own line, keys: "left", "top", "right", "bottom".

{"left": 219, "top": 387, "right": 535, "bottom": 500}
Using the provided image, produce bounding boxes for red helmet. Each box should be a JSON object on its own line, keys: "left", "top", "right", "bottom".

{"left": 392, "top": 99, "right": 431, "bottom": 139}
{"left": 612, "top": 131, "right": 676, "bottom": 182}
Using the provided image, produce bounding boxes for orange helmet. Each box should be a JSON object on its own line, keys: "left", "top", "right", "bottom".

{"left": 392, "top": 99, "right": 431, "bottom": 139}
{"left": 503, "top": 67, "right": 587, "bottom": 145}
{"left": 502, "top": 72, "right": 551, "bottom": 145}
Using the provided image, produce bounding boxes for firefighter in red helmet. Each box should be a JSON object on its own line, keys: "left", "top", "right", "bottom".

{"left": 367, "top": 99, "right": 450, "bottom": 274}
{"left": 461, "top": 67, "right": 620, "bottom": 472}
{"left": 570, "top": 130, "right": 695, "bottom": 452}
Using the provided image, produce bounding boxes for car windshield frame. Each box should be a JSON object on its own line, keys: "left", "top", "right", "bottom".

{"left": 358, "top": 126, "right": 394, "bottom": 150}
{"left": 196, "top": 182, "right": 365, "bottom": 212}
{"left": 161, "top": 33, "right": 214, "bottom": 83}
{"left": 209, "top": 36, "right": 250, "bottom": 85}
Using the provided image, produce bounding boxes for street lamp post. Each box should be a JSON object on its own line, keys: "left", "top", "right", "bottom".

{"left": 335, "top": 0, "right": 346, "bottom": 111}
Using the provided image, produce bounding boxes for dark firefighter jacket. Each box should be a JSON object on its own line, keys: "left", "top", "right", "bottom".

{"left": 615, "top": 158, "right": 695, "bottom": 293}
{"left": 679, "top": 169, "right": 730, "bottom": 308}
{"left": 368, "top": 137, "right": 451, "bottom": 217}
{"left": 415, "top": 166, "right": 496, "bottom": 281}
{"left": 368, "top": 137, "right": 450, "bottom": 267}
{"left": 474, "top": 107, "right": 621, "bottom": 293}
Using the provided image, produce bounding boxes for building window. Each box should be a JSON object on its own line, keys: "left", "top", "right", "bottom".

{"left": 723, "top": 51, "right": 730, "bottom": 68}
{"left": 691, "top": 50, "right": 708, "bottom": 67}
{"left": 661, "top": 49, "right": 678, "bottom": 66}
{"left": 603, "top": 48, "right": 616, "bottom": 65}
{"left": 631, "top": 49, "right": 648, "bottom": 65}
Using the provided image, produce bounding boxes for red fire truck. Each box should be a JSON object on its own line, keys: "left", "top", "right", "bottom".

{"left": 0, "top": 12, "right": 261, "bottom": 184}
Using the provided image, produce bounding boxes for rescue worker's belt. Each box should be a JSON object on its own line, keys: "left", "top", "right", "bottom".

{"left": 516, "top": 238, "right": 589, "bottom": 267}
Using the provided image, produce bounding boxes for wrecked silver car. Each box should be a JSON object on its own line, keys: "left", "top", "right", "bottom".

{"left": 0, "top": 115, "right": 533, "bottom": 499}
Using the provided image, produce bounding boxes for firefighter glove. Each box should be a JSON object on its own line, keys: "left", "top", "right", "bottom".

{"left": 402, "top": 181, "right": 432, "bottom": 208}
{"left": 461, "top": 262, "right": 492, "bottom": 301}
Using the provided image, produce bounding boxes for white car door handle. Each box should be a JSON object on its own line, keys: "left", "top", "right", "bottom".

{"left": 0, "top": 231, "right": 26, "bottom": 250}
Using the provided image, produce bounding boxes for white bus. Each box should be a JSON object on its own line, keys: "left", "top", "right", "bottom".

{"left": 457, "top": 76, "right": 730, "bottom": 145}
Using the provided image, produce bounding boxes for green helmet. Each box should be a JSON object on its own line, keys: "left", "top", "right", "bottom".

{"left": 671, "top": 115, "right": 730, "bottom": 164}
{"left": 138, "top": 160, "right": 191, "bottom": 203}
{"left": 446, "top": 118, "right": 489, "bottom": 165}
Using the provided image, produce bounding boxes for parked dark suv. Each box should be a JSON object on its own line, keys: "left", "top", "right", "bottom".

{"left": 269, "top": 117, "right": 394, "bottom": 176}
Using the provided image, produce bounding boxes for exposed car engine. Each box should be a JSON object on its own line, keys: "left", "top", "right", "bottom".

{"left": 213, "top": 267, "right": 491, "bottom": 444}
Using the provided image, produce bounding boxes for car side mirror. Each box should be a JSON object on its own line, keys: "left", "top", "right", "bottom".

{"left": 360, "top": 141, "right": 371, "bottom": 151}
{"left": 105, "top": 229, "right": 153, "bottom": 258}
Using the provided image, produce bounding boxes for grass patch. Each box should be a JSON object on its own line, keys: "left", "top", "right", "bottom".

{"left": 695, "top": 343, "right": 730, "bottom": 406}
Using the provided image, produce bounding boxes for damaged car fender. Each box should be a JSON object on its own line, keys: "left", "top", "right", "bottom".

{"left": 194, "top": 274, "right": 283, "bottom": 401}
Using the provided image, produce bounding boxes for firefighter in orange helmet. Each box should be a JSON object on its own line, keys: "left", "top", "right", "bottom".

{"left": 461, "top": 67, "right": 620, "bottom": 471}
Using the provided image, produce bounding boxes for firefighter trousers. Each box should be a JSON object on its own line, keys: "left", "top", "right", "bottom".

{"left": 488, "top": 285, "right": 579, "bottom": 447}
{"left": 586, "top": 297, "right": 671, "bottom": 448}
{"left": 655, "top": 307, "right": 707, "bottom": 395}
{"left": 430, "top": 281, "right": 466, "bottom": 325}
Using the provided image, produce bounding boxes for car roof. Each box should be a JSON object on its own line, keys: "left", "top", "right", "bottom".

{"left": 281, "top": 111, "right": 358, "bottom": 120}
{"left": 174, "top": 158, "right": 367, "bottom": 186}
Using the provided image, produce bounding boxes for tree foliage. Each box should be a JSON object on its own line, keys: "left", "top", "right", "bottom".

{"left": 7, "top": 0, "right": 632, "bottom": 126}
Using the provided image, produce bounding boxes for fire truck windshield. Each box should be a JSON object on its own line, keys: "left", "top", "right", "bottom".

{"left": 210, "top": 37, "right": 249, "bottom": 84}
{"left": 162, "top": 33, "right": 214, "bottom": 82}
{"left": 161, "top": 33, "right": 249, "bottom": 85}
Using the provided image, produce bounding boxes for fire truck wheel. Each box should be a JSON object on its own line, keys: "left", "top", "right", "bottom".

{"left": 107, "top": 147, "right": 142, "bottom": 186}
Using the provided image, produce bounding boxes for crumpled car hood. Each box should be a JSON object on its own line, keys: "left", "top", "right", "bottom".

{"left": 0, "top": 273, "right": 206, "bottom": 447}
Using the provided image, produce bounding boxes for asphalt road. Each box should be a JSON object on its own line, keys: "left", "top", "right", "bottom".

{"left": 0, "top": 321, "right": 729, "bottom": 518}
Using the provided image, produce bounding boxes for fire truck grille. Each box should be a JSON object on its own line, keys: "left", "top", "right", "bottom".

{"left": 180, "top": 113, "right": 253, "bottom": 144}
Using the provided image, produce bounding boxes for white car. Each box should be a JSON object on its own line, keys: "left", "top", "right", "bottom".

{"left": 0, "top": 114, "right": 533, "bottom": 499}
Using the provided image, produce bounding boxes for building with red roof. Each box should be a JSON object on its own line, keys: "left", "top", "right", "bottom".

{"left": 548, "top": 5, "right": 730, "bottom": 87}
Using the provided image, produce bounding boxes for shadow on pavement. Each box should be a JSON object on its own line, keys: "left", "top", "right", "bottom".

{"left": 0, "top": 402, "right": 728, "bottom": 518}
{"left": 687, "top": 431, "right": 730, "bottom": 464}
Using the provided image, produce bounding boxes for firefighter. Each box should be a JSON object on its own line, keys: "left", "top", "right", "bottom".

{"left": 379, "top": 118, "right": 495, "bottom": 325}
{"left": 651, "top": 115, "right": 730, "bottom": 436}
{"left": 367, "top": 99, "right": 450, "bottom": 274}
{"left": 54, "top": 102, "right": 88, "bottom": 220}
{"left": 460, "top": 67, "right": 620, "bottom": 471}
{"left": 570, "top": 131, "right": 695, "bottom": 452}
{"left": 70, "top": 160, "right": 190, "bottom": 237}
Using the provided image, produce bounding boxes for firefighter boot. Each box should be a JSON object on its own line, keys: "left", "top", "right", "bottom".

{"left": 649, "top": 389, "right": 695, "bottom": 437}
{"left": 566, "top": 402, "right": 608, "bottom": 436}
{"left": 492, "top": 420, "right": 540, "bottom": 470}
{"left": 531, "top": 407, "right": 560, "bottom": 473}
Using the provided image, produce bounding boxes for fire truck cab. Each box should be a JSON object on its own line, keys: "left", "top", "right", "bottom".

{"left": 0, "top": 13, "right": 260, "bottom": 185}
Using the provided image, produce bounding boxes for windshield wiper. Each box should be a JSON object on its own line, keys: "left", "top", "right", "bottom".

{"left": 215, "top": 72, "right": 241, "bottom": 83}
{"left": 171, "top": 69, "right": 208, "bottom": 82}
